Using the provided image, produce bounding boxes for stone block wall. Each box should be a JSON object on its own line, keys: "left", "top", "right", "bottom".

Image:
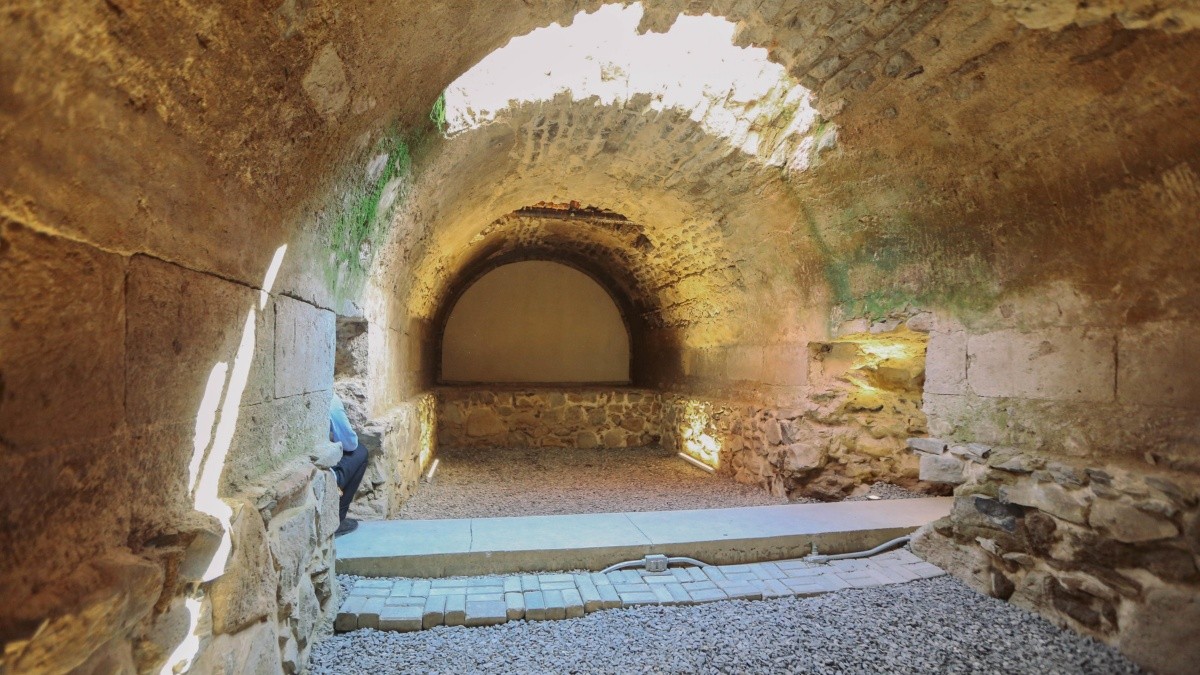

{"left": 911, "top": 295, "right": 1200, "bottom": 674}
{"left": 923, "top": 310, "right": 1200, "bottom": 469}
{"left": 437, "top": 387, "right": 664, "bottom": 449}
{"left": 335, "top": 314, "right": 436, "bottom": 521}
{"left": 0, "top": 222, "right": 340, "bottom": 673}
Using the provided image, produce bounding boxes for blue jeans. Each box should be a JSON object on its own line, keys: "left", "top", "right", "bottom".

{"left": 332, "top": 444, "right": 368, "bottom": 522}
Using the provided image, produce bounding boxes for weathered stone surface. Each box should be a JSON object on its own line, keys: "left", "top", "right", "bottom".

{"left": 1118, "top": 585, "right": 1200, "bottom": 675}
{"left": 302, "top": 45, "right": 350, "bottom": 120}
{"left": 188, "top": 620, "right": 282, "bottom": 675}
{"left": 210, "top": 504, "right": 278, "bottom": 634}
{"left": 920, "top": 453, "right": 966, "bottom": 484}
{"left": 760, "top": 343, "right": 808, "bottom": 386}
{"left": 268, "top": 504, "right": 318, "bottom": 601}
{"left": 442, "top": 387, "right": 664, "bottom": 449}
{"left": 924, "top": 331, "right": 967, "bottom": 395}
{"left": 314, "top": 469, "right": 342, "bottom": 542}
{"left": 0, "top": 223, "right": 126, "bottom": 447}
{"left": 967, "top": 328, "right": 1115, "bottom": 402}
{"left": 783, "top": 444, "right": 824, "bottom": 473}
{"left": 1088, "top": 499, "right": 1180, "bottom": 543}
{"left": 275, "top": 294, "right": 335, "bottom": 399}
{"left": 1118, "top": 321, "right": 1200, "bottom": 408}
{"left": 2, "top": 552, "right": 162, "bottom": 674}
{"left": 311, "top": 441, "right": 344, "bottom": 468}
{"left": 908, "top": 437, "right": 948, "bottom": 455}
{"left": 1000, "top": 480, "right": 1091, "bottom": 524}
{"left": 465, "top": 407, "right": 506, "bottom": 437}
{"left": 126, "top": 254, "right": 274, "bottom": 425}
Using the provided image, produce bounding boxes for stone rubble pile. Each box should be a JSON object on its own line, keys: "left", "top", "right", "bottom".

{"left": 910, "top": 437, "right": 1200, "bottom": 673}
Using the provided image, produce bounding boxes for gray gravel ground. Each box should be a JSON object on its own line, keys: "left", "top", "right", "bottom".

{"left": 311, "top": 576, "right": 1140, "bottom": 675}
{"left": 397, "top": 447, "right": 927, "bottom": 519}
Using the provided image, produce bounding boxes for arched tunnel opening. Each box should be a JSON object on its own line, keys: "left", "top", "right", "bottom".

{"left": 2, "top": 1, "right": 1199, "bottom": 674}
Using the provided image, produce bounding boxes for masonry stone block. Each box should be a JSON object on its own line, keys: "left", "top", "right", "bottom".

{"left": 268, "top": 504, "right": 318, "bottom": 601}
{"left": 967, "top": 328, "right": 1115, "bottom": 401}
{"left": 1088, "top": 499, "right": 1180, "bottom": 543}
{"left": 210, "top": 504, "right": 278, "bottom": 634}
{"left": 127, "top": 254, "right": 273, "bottom": 425}
{"left": 761, "top": 343, "right": 809, "bottom": 387}
{"left": 1118, "top": 321, "right": 1200, "bottom": 408}
{"left": 925, "top": 331, "right": 967, "bottom": 395}
{"left": 275, "top": 294, "right": 335, "bottom": 399}
{"left": 725, "top": 346, "right": 765, "bottom": 382}
{"left": 919, "top": 452, "right": 966, "bottom": 484}
{"left": 0, "top": 223, "right": 126, "bottom": 447}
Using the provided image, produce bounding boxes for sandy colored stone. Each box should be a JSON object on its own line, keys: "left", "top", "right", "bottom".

{"left": 967, "top": 328, "right": 1116, "bottom": 402}
{"left": 302, "top": 45, "right": 350, "bottom": 120}
{"left": 268, "top": 503, "right": 318, "bottom": 601}
{"left": 1088, "top": 499, "right": 1180, "bottom": 543}
{"left": 1118, "top": 321, "right": 1200, "bottom": 408}
{"left": 1000, "top": 479, "right": 1091, "bottom": 524}
{"left": 126, "top": 254, "right": 274, "bottom": 425}
{"left": 275, "top": 295, "right": 335, "bottom": 399}
{"left": 925, "top": 331, "right": 967, "bottom": 395}
{"left": 2, "top": 552, "right": 162, "bottom": 675}
{"left": 0, "top": 222, "right": 126, "bottom": 447}
{"left": 210, "top": 504, "right": 278, "bottom": 634}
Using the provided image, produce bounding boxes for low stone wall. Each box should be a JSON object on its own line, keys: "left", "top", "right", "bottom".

{"left": 661, "top": 329, "right": 934, "bottom": 500}
{"left": 1, "top": 456, "right": 340, "bottom": 674}
{"left": 437, "top": 387, "right": 664, "bottom": 449}
{"left": 344, "top": 389, "right": 436, "bottom": 520}
{"left": 660, "top": 393, "right": 930, "bottom": 500}
{"left": 910, "top": 441, "right": 1200, "bottom": 675}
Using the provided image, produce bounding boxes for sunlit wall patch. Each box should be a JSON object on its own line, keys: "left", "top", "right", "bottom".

{"left": 441, "top": 3, "right": 818, "bottom": 170}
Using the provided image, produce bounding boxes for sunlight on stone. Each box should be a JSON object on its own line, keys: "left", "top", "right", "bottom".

{"left": 680, "top": 400, "right": 721, "bottom": 468}
{"left": 443, "top": 2, "right": 818, "bottom": 168}
{"left": 167, "top": 244, "right": 288, "bottom": 674}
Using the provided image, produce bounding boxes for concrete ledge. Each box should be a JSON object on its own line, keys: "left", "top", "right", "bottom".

{"left": 335, "top": 498, "right": 952, "bottom": 577}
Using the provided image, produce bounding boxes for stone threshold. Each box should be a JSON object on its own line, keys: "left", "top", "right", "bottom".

{"left": 335, "top": 498, "right": 953, "bottom": 577}
{"left": 334, "top": 551, "right": 946, "bottom": 633}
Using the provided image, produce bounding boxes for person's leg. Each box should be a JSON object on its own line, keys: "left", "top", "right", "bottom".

{"left": 335, "top": 444, "right": 369, "bottom": 522}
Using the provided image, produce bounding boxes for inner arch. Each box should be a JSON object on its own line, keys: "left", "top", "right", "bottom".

{"left": 440, "top": 260, "right": 632, "bottom": 384}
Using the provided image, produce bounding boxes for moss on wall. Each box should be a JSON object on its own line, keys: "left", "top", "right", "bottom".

{"left": 800, "top": 202, "right": 1000, "bottom": 325}
{"left": 324, "top": 96, "right": 447, "bottom": 302}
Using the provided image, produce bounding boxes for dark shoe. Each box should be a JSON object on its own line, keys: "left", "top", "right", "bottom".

{"left": 335, "top": 518, "right": 358, "bottom": 537}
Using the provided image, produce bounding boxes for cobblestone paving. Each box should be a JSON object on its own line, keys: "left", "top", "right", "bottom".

{"left": 334, "top": 550, "right": 944, "bottom": 632}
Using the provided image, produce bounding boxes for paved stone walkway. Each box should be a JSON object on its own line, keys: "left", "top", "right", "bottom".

{"left": 334, "top": 550, "right": 945, "bottom": 633}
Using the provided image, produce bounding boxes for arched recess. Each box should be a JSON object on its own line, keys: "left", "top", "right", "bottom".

{"left": 438, "top": 260, "right": 633, "bottom": 384}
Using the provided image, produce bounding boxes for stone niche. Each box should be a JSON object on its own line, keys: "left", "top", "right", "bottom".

{"left": 437, "top": 387, "right": 663, "bottom": 449}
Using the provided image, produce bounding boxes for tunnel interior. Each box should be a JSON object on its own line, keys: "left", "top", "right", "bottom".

{"left": 2, "top": 1, "right": 1199, "bottom": 674}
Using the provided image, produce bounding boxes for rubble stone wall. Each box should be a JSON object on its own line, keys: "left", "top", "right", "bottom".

{"left": 437, "top": 387, "right": 665, "bottom": 449}
{"left": 911, "top": 442, "right": 1200, "bottom": 675}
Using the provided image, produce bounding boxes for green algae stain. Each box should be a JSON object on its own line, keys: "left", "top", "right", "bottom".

{"left": 801, "top": 202, "right": 1001, "bottom": 325}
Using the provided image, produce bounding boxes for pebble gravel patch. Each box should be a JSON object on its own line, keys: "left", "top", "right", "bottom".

{"left": 397, "top": 446, "right": 787, "bottom": 519}
{"left": 397, "top": 447, "right": 930, "bottom": 519}
{"left": 311, "top": 576, "right": 1140, "bottom": 675}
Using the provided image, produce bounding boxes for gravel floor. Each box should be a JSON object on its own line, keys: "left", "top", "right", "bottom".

{"left": 397, "top": 447, "right": 925, "bottom": 519}
{"left": 312, "top": 576, "right": 1140, "bottom": 675}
